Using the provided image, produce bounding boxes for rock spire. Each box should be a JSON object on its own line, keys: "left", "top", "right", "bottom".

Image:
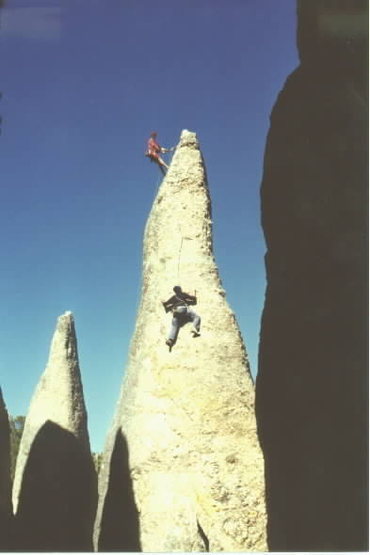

{"left": 12, "top": 311, "right": 97, "bottom": 551}
{"left": 95, "top": 130, "right": 267, "bottom": 552}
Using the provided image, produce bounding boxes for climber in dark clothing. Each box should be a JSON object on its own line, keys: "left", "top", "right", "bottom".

{"left": 162, "top": 286, "right": 201, "bottom": 350}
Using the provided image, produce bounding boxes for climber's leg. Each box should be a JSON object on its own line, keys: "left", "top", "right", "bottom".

{"left": 157, "top": 156, "right": 169, "bottom": 169}
{"left": 167, "top": 308, "right": 188, "bottom": 344}
{"left": 148, "top": 153, "right": 168, "bottom": 175}
{"left": 187, "top": 309, "right": 201, "bottom": 336}
{"left": 168, "top": 315, "right": 180, "bottom": 342}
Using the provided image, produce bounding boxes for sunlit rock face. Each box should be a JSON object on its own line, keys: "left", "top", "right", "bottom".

{"left": 12, "top": 312, "right": 97, "bottom": 551}
{"left": 0, "top": 389, "right": 12, "bottom": 550}
{"left": 95, "top": 130, "right": 267, "bottom": 552}
{"left": 256, "top": 1, "right": 368, "bottom": 551}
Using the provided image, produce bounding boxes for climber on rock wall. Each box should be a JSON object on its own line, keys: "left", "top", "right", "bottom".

{"left": 162, "top": 286, "right": 201, "bottom": 350}
{"left": 145, "top": 132, "right": 173, "bottom": 174}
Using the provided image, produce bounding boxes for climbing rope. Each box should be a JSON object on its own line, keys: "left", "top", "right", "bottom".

{"left": 177, "top": 237, "right": 184, "bottom": 280}
{"left": 176, "top": 233, "right": 193, "bottom": 281}
{"left": 165, "top": 385, "right": 196, "bottom": 424}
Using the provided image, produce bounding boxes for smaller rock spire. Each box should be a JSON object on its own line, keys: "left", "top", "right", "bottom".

{"left": 12, "top": 312, "right": 97, "bottom": 551}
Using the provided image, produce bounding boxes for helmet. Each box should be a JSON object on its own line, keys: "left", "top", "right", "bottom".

{"left": 173, "top": 286, "right": 182, "bottom": 294}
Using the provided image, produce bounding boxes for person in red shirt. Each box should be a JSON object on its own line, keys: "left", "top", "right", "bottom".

{"left": 145, "top": 132, "right": 172, "bottom": 174}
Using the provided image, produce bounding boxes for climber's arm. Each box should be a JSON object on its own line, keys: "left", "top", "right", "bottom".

{"left": 162, "top": 295, "right": 176, "bottom": 312}
{"left": 184, "top": 293, "right": 197, "bottom": 306}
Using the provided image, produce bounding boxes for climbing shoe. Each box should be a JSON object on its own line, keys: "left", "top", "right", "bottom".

{"left": 165, "top": 338, "right": 174, "bottom": 351}
{"left": 191, "top": 330, "right": 200, "bottom": 338}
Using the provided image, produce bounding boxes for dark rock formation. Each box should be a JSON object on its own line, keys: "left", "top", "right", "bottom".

{"left": 96, "top": 429, "right": 141, "bottom": 552}
{"left": 15, "top": 421, "right": 96, "bottom": 551}
{"left": 12, "top": 312, "right": 97, "bottom": 551}
{"left": 0, "top": 388, "right": 12, "bottom": 550}
{"left": 256, "top": 1, "right": 368, "bottom": 551}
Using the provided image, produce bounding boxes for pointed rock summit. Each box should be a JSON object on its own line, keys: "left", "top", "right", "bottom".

{"left": 12, "top": 312, "right": 97, "bottom": 551}
{"left": 95, "top": 130, "right": 267, "bottom": 552}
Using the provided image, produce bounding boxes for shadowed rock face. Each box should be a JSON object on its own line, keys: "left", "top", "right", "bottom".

{"left": 12, "top": 312, "right": 97, "bottom": 551}
{"left": 256, "top": 1, "right": 368, "bottom": 551}
{"left": 95, "top": 130, "right": 267, "bottom": 552}
{"left": 15, "top": 421, "right": 96, "bottom": 551}
{"left": 97, "top": 429, "right": 141, "bottom": 552}
{"left": 0, "top": 388, "right": 12, "bottom": 550}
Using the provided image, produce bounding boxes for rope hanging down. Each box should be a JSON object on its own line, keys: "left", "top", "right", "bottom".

{"left": 176, "top": 234, "right": 193, "bottom": 280}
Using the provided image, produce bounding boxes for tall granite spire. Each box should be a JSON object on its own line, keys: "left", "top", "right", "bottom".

{"left": 0, "top": 388, "right": 12, "bottom": 550}
{"left": 95, "top": 130, "right": 267, "bottom": 552}
{"left": 12, "top": 311, "right": 97, "bottom": 551}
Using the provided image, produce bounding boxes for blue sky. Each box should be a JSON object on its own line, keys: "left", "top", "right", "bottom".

{"left": 1, "top": 0, "right": 298, "bottom": 452}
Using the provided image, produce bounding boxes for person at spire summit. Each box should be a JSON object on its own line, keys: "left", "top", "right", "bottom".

{"left": 145, "top": 132, "right": 173, "bottom": 174}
